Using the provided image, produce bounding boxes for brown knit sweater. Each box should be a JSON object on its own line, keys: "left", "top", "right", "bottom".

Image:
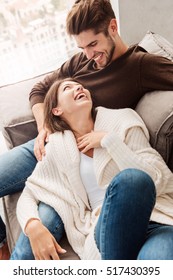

{"left": 29, "top": 45, "right": 173, "bottom": 109}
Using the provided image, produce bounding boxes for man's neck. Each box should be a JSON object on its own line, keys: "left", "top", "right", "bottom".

{"left": 112, "top": 36, "right": 129, "bottom": 61}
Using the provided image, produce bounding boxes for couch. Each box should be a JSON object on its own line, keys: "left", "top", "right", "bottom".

{"left": 0, "top": 31, "right": 173, "bottom": 259}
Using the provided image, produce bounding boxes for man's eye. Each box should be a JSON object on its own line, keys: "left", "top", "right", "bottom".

{"left": 90, "top": 42, "right": 97, "bottom": 47}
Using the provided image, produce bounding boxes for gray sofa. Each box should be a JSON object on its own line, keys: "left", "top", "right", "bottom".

{"left": 0, "top": 31, "right": 173, "bottom": 259}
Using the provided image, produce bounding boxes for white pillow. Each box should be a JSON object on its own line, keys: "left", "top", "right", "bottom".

{"left": 139, "top": 31, "right": 173, "bottom": 61}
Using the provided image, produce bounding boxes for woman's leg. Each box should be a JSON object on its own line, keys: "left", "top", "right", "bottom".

{"left": 95, "top": 168, "right": 156, "bottom": 260}
{"left": 137, "top": 222, "right": 173, "bottom": 260}
{"left": 10, "top": 202, "right": 64, "bottom": 260}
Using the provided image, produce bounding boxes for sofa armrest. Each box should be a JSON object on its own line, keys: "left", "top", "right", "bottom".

{"left": 136, "top": 90, "right": 173, "bottom": 170}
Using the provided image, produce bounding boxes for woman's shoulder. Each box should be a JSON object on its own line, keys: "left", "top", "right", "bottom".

{"left": 95, "top": 106, "right": 149, "bottom": 138}
{"left": 45, "top": 130, "right": 79, "bottom": 162}
{"left": 96, "top": 106, "right": 139, "bottom": 119}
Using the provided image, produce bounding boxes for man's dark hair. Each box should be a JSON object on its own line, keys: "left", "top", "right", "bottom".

{"left": 66, "top": 0, "right": 115, "bottom": 36}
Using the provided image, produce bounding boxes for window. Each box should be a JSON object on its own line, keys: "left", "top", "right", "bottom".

{"left": 0, "top": 0, "right": 119, "bottom": 86}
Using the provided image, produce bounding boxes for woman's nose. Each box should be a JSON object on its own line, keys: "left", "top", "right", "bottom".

{"left": 75, "top": 85, "right": 83, "bottom": 91}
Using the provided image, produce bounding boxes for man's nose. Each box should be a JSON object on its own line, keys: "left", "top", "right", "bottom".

{"left": 83, "top": 48, "right": 94, "bottom": 60}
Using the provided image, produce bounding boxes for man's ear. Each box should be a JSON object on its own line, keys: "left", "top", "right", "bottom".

{"left": 52, "top": 107, "right": 63, "bottom": 116}
{"left": 109, "top": 18, "right": 118, "bottom": 34}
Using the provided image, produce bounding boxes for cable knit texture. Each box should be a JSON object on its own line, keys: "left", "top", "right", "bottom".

{"left": 17, "top": 107, "right": 173, "bottom": 259}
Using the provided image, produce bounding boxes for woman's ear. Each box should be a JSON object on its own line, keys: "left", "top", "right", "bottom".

{"left": 52, "top": 107, "right": 63, "bottom": 116}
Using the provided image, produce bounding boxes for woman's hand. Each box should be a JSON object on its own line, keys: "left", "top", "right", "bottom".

{"left": 34, "top": 128, "right": 51, "bottom": 161}
{"left": 25, "top": 219, "right": 66, "bottom": 260}
{"left": 77, "top": 131, "right": 107, "bottom": 153}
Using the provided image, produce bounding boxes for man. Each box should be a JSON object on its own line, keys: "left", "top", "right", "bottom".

{"left": 1, "top": 0, "right": 173, "bottom": 260}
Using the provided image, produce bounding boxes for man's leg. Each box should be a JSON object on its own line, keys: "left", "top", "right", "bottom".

{"left": 95, "top": 169, "right": 156, "bottom": 260}
{"left": 137, "top": 222, "right": 173, "bottom": 260}
{"left": 0, "top": 139, "right": 36, "bottom": 197}
{"left": 0, "top": 139, "right": 36, "bottom": 256}
{"left": 10, "top": 202, "right": 64, "bottom": 260}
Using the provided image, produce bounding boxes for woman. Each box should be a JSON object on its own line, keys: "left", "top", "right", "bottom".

{"left": 15, "top": 79, "right": 173, "bottom": 260}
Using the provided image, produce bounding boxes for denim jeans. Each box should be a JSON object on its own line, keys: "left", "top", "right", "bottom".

{"left": 137, "top": 222, "right": 173, "bottom": 260}
{"left": 10, "top": 202, "right": 64, "bottom": 259}
{"left": 0, "top": 139, "right": 64, "bottom": 258}
{"left": 95, "top": 169, "right": 173, "bottom": 260}
{"left": 95, "top": 169, "right": 156, "bottom": 259}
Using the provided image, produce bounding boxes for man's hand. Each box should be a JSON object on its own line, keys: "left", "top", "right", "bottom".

{"left": 34, "top": 128, "right": 51, "bottom": 161}
{"left": 26, "top": 219, "right": 66, "bottom": 260}
{"left": 77, "top": 131, "right": 107, "bottom": 153}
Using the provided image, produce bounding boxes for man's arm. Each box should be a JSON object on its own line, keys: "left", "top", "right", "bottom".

{"left": 29, "top": 70, "right": 59, "bottom": 107}
{"left": 29, "top": 52, "right": 84, "bottom": 160}
{"left": 30, "top": 70, "right": 60, "bottom": 160}
{"left": 32, "top": 103, "right": 44, "bottom": 133}
{"left": 29, "top": 71, "right": 59, "bottom": 160}
{"left": 32, "top": 103, "right": 51, "bottom": 161}
{"left": 29, "top": 64, "right": 70, "bottom": 160}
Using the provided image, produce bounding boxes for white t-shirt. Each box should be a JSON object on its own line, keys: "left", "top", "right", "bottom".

{"left": 80, "top": 153, "right": 106, "bottom": 210}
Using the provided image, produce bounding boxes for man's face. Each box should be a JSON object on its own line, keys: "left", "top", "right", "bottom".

{"left": 74, "top": 29, "right": 115, "bottom": 69}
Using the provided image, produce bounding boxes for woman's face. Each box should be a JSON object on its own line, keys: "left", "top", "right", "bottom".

{"left": 52, "top": 80, "right": 92, "bottom": 117}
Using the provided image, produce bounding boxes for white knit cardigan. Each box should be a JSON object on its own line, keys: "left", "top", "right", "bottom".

{"left": 17, "top": 107, "right": 173, "bottom": 259}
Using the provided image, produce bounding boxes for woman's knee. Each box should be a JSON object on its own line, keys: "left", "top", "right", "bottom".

{"left": 110, "top": 168, "right": 156, "bottom": 197}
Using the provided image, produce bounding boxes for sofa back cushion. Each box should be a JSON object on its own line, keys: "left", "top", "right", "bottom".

{"left": 138, "top": 31, "right": 173, "bottom": 170}
{"left": 0, "top": 73, "right": 50, "bottom": 149}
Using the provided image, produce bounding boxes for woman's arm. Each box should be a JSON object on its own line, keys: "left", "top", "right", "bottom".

{"left": 16, "top": 141, "right": 66, "bottom": 260}
{"left": 25, "top": 219, "right": 66, "bottom": 260}
{"left": 16, "top": 185, "right": 66, "bottom": 260}
{"left": 101, "top": 126, "right": 173, "bottom": 195}
{"left": 77, "top": 126, "right": 173, "bottom": 195}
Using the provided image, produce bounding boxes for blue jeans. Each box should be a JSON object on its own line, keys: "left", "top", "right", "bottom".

{"left": 0, "top": 139, "right": 64, "bottom": 258}
{"left": 10, "top": 202, "right": 64, "bottom": 259}
{"left": 137, "top": 222, "right": 173, "bottom": 260}
{"left": 95, "top": 169, "right": 173, "bottom": 260}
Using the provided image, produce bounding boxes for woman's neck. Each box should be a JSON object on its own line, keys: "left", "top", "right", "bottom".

{"left": 73, "top": 118, "right": 94, "bottom": 139}
{"left": 70, "top": 114, "right": 94, "bottom": 158}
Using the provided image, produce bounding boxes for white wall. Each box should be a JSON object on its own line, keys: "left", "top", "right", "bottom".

{"left": 111, "top": 0, "right": 120, "bottom": 30}
{"left": 118, "top": 0, "right": 173, "bottom": 44}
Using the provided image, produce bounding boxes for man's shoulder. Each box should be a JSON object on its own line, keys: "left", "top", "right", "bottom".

{"left": 127, "top": 44, "right": 148, "bottom": 60}
{"left": 132, "top": 44, "right": 172, "bottom": 64}
{"left": 122, "top": 44, "right": 172, "bottom": 70}
{"left": 109, "top": 45, "right": 148, "bottom": 69}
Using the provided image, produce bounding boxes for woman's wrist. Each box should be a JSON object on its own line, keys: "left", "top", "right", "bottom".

{"left": 25, "top": 218, "right": 41, "bottom": 236}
